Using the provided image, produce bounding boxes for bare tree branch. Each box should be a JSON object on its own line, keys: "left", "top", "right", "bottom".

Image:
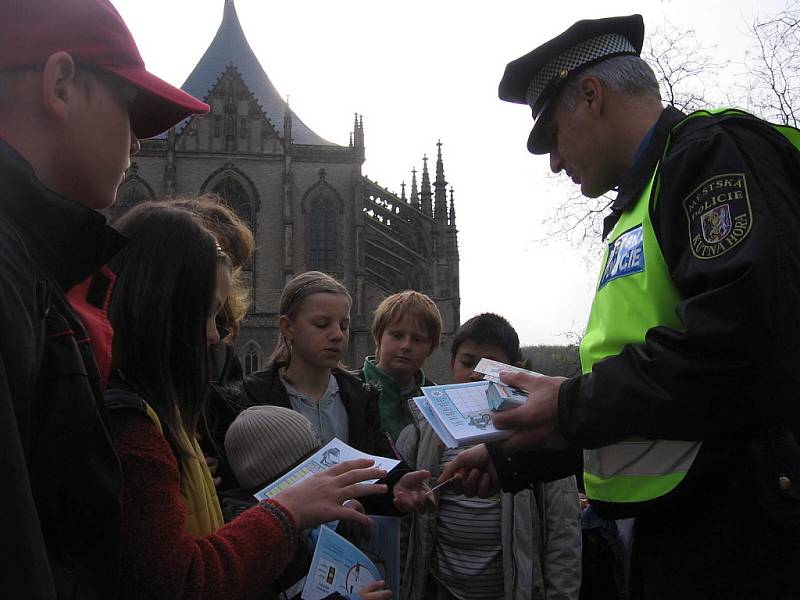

{"left": 643, "top": 20, "right": 728, "bottom": 112}
{"left": 739, "top": 1, "right": 800, "bottom": 126}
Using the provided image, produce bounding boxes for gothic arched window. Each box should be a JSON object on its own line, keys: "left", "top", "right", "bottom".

{"left": 118, "top": 183, "right": 148, "bottom": 209}
{"left": 213, "top": 176, "right": 254, "bottom": 270}
{"left": 213, "top": 176, "right": 252, "bottom": 231}
{"left": 308, "top": 197, "right": 338, "bottom": 272}
{"left": 244, "top": 344, "right": 260, "bottom": 375}
{"left": 114, "top": 179, "right": 152, "bottom": 218}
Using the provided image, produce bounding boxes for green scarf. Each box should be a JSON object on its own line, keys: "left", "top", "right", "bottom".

{"left": 362, "top": 356, "right": 427, "bottom": 441}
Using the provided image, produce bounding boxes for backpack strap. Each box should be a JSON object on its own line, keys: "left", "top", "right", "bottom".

{"left": 104, "top": 388, "right": 148, "bottom": 415}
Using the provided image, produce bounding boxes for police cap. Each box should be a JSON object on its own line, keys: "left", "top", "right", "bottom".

{"left": 499, "top": 15, "right": 645, "bottom": 154}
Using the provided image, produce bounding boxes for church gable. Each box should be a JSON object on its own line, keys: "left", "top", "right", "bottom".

{"left": 177, "top": 65, "right": 283, "bottom": 155}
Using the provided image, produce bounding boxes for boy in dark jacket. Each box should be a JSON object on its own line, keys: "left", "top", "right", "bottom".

{"left": 0, "top": 1, "right": 207, "bottom": 596}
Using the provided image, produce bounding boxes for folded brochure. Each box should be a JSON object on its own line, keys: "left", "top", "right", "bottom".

{"left": 253, "top": 437, "right": 401, "bottom": 502}
{"left": 302, "top": 525, "right": 384, "bottom": 600}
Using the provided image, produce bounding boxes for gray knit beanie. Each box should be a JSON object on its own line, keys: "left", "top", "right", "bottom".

{"left": 225, "top": 405, "right": 322, "bottom": 489}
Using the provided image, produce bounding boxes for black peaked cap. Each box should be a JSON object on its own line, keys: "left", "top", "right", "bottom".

{"left": 499, "top": 15, "right": 645, "bottom": 154}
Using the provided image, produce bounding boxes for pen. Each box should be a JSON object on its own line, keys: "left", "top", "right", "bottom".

{"left": 383, "top": 431, "right": 403, "bottom": 461}
{"left": 426, "top": 476, "right": 455, "bottom": 495}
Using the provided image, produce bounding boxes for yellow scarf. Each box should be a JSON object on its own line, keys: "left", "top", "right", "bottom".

{"left": 142, "top": 402, "right": 225, "bottom": 536}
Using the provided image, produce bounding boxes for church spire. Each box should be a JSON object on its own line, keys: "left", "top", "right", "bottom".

{"left": 420, "top": 154, "right": 432, "bottom": 217}
{"left": 401, "top": 180, "right": 407, "bottom": 202}
{"left": 434, "top": 139, "right": 448, "bottom": 225}
{"left": 435, "top": 140, "right": 446, "bottom": 184}
{"left": 449, "top": 187, "right": 456, "bottom": 228}
{"left": 410, "top": 167, "right": 420, "bottom": 211}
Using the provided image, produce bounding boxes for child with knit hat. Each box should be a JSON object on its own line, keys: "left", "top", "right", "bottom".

{"left": 224, "top": 405, "right": 323, "bottom": 509}
{"left": 224, "top": 405, "right": 391, "bottom": 600}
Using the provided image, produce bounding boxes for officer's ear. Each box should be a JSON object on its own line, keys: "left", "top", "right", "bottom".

{"left": 577, "top": 76, "right": 604, "bottom": 116}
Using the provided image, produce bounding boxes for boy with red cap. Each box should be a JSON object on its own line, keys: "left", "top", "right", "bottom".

{"left": 0, "top": 0, "right": 208, "bottom": 597}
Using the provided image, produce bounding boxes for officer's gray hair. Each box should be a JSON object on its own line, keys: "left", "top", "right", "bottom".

{"left": 556, "top": 55, "right": 661, "bottom": 111}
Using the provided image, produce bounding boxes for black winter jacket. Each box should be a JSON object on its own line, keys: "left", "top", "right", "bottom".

{"left": 0, "top": 140, "right": 126, "bottom": 598}
{"left": 242, "top": 362, "right": 406, "bottom": 515}
{"left": 243, "top": 362, "right": 392, "bottom": 459}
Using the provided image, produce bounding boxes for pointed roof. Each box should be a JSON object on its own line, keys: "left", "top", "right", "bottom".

{"left": 180, "top": 1, "right": 334, "bottom": 145}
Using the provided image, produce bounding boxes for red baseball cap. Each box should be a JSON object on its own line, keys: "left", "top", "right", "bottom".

{"left": 0, "top": 0, "right": 209, "bottom": 139}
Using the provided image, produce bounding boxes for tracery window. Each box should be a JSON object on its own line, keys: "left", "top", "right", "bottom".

{"left": 308, "top": 198, "right": 338, "bottom": 272}
{"left": 212, "top": 176, "right": 253, "bottom": 270}
{"left": 213, "top": 177, "right": 252, "bottom": 231}
{"left": 117, "top": 183, "right": 149, "bottom": 210}
{"left": 244, "top": 345, "right": 260, "bottom": 375}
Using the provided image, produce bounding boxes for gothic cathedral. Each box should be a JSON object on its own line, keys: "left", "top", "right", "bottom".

{"left": 109, "top": 1, "right": 460, "bottom": 379}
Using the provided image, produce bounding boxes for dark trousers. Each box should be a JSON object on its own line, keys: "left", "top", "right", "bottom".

{"left": 629, "top": 485, "right": 800, "bottom": 600}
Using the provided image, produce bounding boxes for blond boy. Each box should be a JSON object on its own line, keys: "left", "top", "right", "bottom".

{"left": 358, "top": 291, "right": 442, "bottom": 442}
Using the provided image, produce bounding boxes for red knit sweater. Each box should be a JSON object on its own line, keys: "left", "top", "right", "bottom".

{"left": 109, "top": 410, "right": 298, "bottom": 599}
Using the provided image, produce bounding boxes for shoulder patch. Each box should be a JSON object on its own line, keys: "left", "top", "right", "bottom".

{"left": 681, "top": 173, "right": 752, "bottom": 260}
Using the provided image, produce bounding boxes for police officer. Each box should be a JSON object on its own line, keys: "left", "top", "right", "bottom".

{"left": 441, "top": 14, "right": 800, "bottom": 599}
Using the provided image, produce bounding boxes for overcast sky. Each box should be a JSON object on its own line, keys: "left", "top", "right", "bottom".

{"left": 113, "top": 0, "right": 788, "bottom": 345}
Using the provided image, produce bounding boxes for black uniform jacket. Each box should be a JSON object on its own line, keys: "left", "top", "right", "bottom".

{"left": 0, "top": 140, "right": 126, "bottom": 598}
{"left": 498, "top": 108, "right": 800, "bottom": 514}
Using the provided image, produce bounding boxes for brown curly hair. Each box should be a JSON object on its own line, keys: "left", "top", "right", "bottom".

{"left": 169, "top": 194, "right": 255, "bottom": 341}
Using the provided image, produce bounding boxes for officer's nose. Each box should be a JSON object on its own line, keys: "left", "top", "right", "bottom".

{"left": 550, "top": 149, "right": 564, "bottom": 174}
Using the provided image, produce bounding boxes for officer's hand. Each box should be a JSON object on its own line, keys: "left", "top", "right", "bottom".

{"left": 438, "top": 444, "right": 499, "bottom": 498}
{"left": 492, "top": 372, "right": 568, "bottom": 454}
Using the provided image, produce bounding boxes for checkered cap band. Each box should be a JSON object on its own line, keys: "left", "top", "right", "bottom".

{"left": 525, "top": 32, "right": 636, "bottom": 111}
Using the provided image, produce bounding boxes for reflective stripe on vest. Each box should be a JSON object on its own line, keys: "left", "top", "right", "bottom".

{"left": 580, "top": 108, "right": 800, "bottom": 505}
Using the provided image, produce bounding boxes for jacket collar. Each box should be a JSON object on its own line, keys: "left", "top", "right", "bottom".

{"left": 244, "top": 361, "right": 369, "bottom": 411}
{"left": 0, "top": 139, "right": 127, "bottom": 290}
{"left": 602, "top": 105, "right": 686, "bottom": 238}
{"left": 362, "top": 355, "right": 428, "bottom": 393}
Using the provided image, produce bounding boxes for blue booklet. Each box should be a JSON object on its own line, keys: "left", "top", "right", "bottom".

{"left": 302, "top": 525, "right": 384, "bottom": 600}
{"left": 357, "top": 516, "right": 400, "bottom": 597}
{"left": 419, "top": 381, "right": 513, "bottom": 448}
